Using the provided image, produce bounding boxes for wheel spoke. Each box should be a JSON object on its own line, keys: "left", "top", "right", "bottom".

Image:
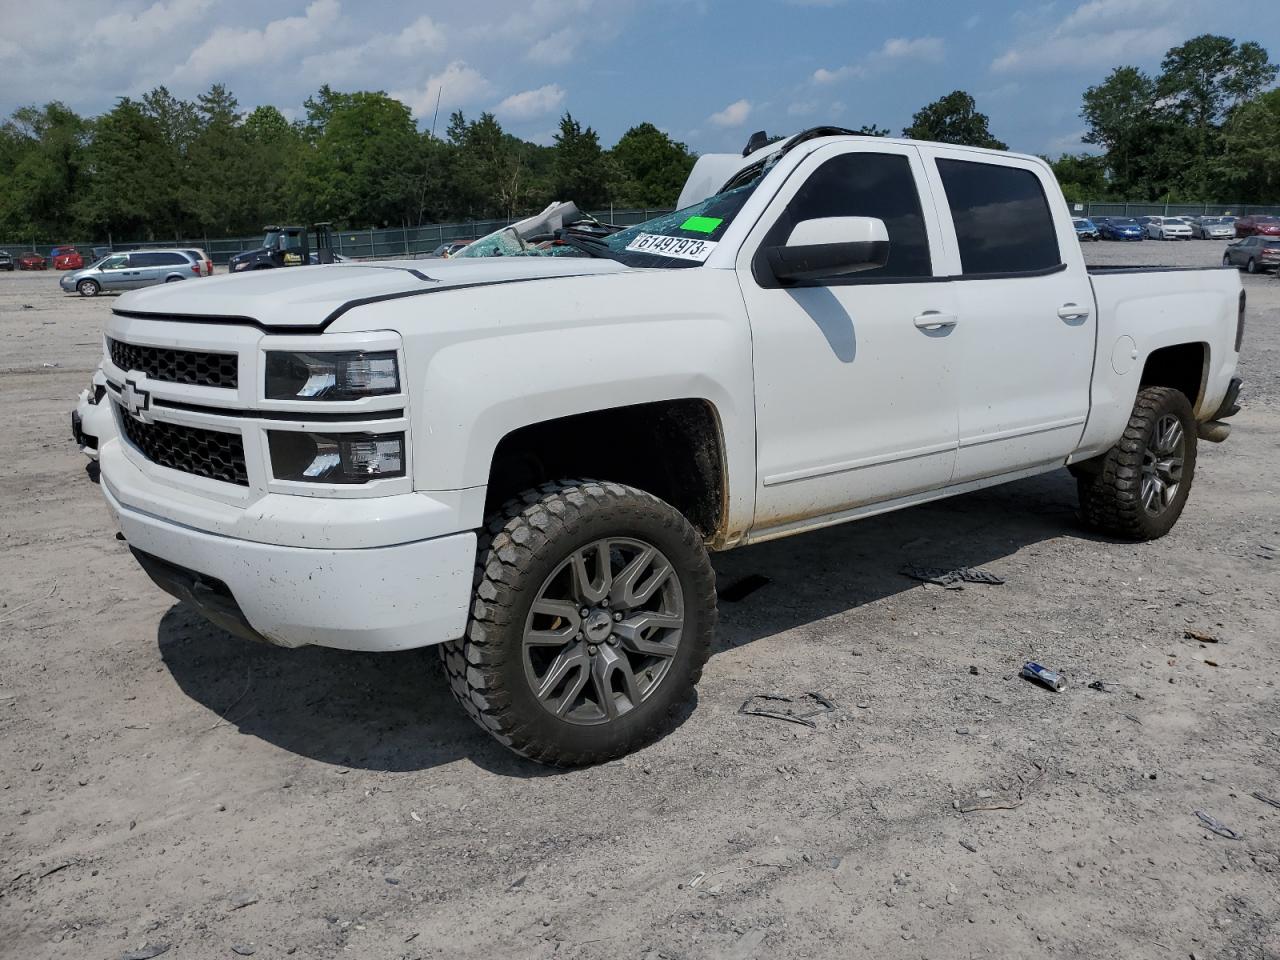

{"left": 537, "top": 642, "right": 589, "bottom": 700}
{"left": 551, "top": 664, "right": 590, "bottom": 717}
{"left": 590, "top": 645, "right": 642, "bottom": 717}
{"left": 526, "top": 598, "right": 581, "bottom": 645}
{"left": 610, "top": 545, "right": 672, "bottom": 609}
{"left": 615, "top": 611, "right": 683, "bottom": 657}
{"left": 570, "top": 541, "right": 612, "bottom": 604}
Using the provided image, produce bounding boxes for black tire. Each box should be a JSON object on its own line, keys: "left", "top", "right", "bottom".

{"left": 441, "top": 479, "right": 717, "bottom": 766}
{"left": 1223, "top": 253, "right": 1233, "bottom": 268}
{"left": 1075, "top": 386, "right": 1197, "bottom": 541}
{"left": 165, "top": 275, "right": 184, "bottom": 283}
{"left": 1247, "top": 258, "right": 1259, "bottom": 274}
{"left": 77, "top": 279, "right": 99, "bottom": 297}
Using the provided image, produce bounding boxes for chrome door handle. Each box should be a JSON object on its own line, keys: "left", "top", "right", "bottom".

{"left": 1058, "top": 303, "right": 1091, "bottom": 320}
{"left": 913, "top": 311, "right": 958, "bottom": 331}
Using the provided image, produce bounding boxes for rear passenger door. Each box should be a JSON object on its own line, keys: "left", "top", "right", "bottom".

{"left": 119, "top": 253, "right": 150, "bottom": 288}
{"left": 925, "top": 150, "right": 1095, "bottom": 482}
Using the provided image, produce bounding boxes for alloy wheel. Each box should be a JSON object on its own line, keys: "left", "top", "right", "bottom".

{"left": 522, "top": 537, "right": 685, "bottom": 725}
{"left": 1141, "top": 414, "right": 1185, "bottom": 517}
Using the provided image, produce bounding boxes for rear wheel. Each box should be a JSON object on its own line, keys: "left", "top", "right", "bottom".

{"left": 1248, "top": 258, "right": 1259, "bottom": 274}
{"left": 77, "top": 279, "right": 99, "bottom": 297}
{"left": 1075, "top": 386, "right": 1197, "bottom": 541}
{"left": 165, "top": 275, "right": 184, "bottom": 283}
{"left": 441, "top": 480, "right": 717, "bottom": 766}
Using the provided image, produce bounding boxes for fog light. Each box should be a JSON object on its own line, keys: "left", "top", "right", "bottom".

{"left": 268, "top": 431, "right": 405, "bottom": 484}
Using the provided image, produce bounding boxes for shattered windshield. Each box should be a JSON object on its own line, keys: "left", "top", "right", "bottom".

{"left": 454, "top": 161, "right": 773, "bottom": 268}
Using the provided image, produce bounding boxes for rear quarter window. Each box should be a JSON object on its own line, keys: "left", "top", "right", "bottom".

{"left": 936, "top": 158, "right": 1060, "bottom": 276}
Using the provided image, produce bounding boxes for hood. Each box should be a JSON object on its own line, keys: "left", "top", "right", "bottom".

{"left": 114, "top": 256, "right": 629, "bottom": 330}
{"left": 229, "top": 247, "right": 268, "bottom": 262}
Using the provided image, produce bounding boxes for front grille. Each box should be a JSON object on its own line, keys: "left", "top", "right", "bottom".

{"left": 108, "top": 338, "right": 238, "bottom": 389}
{"left": 118, "top": 410, "right": 248, "bottom": 486}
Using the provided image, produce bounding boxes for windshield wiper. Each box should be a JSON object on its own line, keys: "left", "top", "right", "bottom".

{"left": 562, "top": 234, "right": 625, "bottom": 262}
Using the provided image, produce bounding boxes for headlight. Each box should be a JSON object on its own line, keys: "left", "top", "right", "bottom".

{"left": 268, "top": 431, "right": 405, "bottom": 483}
{"left": 265, "top": 351, "right": 399, "bottom": 401}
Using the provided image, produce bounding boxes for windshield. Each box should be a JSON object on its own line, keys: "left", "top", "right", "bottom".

{"left": 262, "top": 230, "right": 280, "bottom": 249}
{"left": 1113, "top": 218, "right": 1138, "bottom": 226}
{"left": 455, "top": 166, "right": 771, "bottom": 268}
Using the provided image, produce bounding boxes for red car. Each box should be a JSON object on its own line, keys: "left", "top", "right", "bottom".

{"left": 17, "top": 253, "right": 47, "bottom": 270}
{"left": 49, "top": 245, "right": 84, "bottom": 270}
{"left": 1233, "top": 215, "right": 1280, "bottom": 238}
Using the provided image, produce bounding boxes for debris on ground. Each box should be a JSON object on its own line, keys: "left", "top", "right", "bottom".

{"left": 955, "top": 763, "right": 1046, "bottom": 813}
{"left": 121, "top": 946, "right": 170, "bottom": 960}
{"left": 1195, "top": 810, "right": 1243, "bottom": 840}
{"left": 900, "top": 564, "right": 1005, "bottom": 588}
{"left": 41, "top": 361, "right": 59, "bottom": 367}
{"left": 229, "top": 889, "right": 259, "bottom": 910}
{"left": 1252, "top": 791, "right": 1280, "bottom": 811}
{"left": 231, "top": 945, "right": 257, "bottom": 956}
{"left": 718, "top": 573, "right": 771, "bottom": 603}
{"left": 959, "top": 840, "right": 978, "bottom": 853}
{"left": 1087, "top": 680, "right": 1118, "bottom": 692}
{"left": 1020, "top": 662, "right": 1066, "bottom": 691}
{"left": 738, "top": 692, "right": 836, "bottom": 728}
{"left": 1184, "top": 629, "right": 1219, "bottom": 643}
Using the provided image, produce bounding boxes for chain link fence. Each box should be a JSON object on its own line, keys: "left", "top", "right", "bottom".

{"left": 8, "top": 202, "right": 1280, "bottom": 265}
{"left": 0, "top": 208, "right": 674, "bottom": 265}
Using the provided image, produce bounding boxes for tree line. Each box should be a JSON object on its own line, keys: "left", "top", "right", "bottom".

{"left": 1, "top": 32, "right": 1275, "bottom": 243}
{"left": 0, "top": 84, "right": 699, "bottom": 242}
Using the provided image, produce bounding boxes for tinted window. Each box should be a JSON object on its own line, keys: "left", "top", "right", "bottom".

{"left": 132, "top": 252, "right": 187, "bottom": 267}
{"left": 936, "top": 159, "right": 1061, "bottom": 275}
{"left": 760, "top": 152, "right": 932, "bottom": 281}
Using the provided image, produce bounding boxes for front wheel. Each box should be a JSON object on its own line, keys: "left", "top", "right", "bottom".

{"left": 1248, "top": 258, "right": 1259, "bottom": 274}
{"left": 1075, "top": 386, "right": 1197, "bottom": 541}
{"left": 1223, "top": 253, "right": 1234, "bottom": 268}
{"left": 77, "top": 279, "right": 99, "bottom": 297}
{"left": 441, "top": 480, "right": 717, "bottom": 766}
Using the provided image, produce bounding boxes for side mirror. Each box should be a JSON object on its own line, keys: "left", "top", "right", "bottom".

{"left": 765, "top": 216, "right": 889, "bottom": 283}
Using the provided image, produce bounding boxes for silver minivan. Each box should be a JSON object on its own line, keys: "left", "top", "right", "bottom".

{"left": 60, "top": 249, "right": 203, "bottom": 297}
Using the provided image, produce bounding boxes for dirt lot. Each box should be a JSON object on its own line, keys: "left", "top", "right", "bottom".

{"left": 2, "top": 242, "right": 1279, "bottom": 960}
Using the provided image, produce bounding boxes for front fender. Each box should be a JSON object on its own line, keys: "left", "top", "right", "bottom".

{"left": 384, "top": 270, "right": 757, "bottom": 535}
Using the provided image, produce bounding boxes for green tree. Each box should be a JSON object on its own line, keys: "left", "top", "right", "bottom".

{"left": 0, "top": 102, "right": 88, "bottom": 238}
{"left": 1081, "top": 65, "right": 1156, "bottom": 193}
{"left": 1049, "top": 153, "right": 1110, "bottom": 202}
{"left": 1217, "top": 89, "right": 1280, "bottom": 202}
{"left": 552, "top": 113, "right": 609, "bottom": 209}
{"left": 609, "top": 122, "right": 696, "bottom": 207}
{"left": 75, "top": 98, "right": 175, "bottom": 238}
{"left": 187, "top": 85, "right": 249, "bottom": 235}
{"left": 903, "top": 91, "right": 1006, "bottom": 149}
{"left": 853, "top": 123, "right": 890, "bottom": 137}
{"left": 1157, "top": 35, "right": 1277, "bottom": 196}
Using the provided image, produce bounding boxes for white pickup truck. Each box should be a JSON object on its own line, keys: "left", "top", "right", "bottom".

{"left": 89, "top": 128, "right": 1244, "bottom": 765}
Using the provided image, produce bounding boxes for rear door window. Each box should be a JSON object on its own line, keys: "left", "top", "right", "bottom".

{"left": 758, "top": 151, "right": 933, "bottom": 282}
{"left": 936, "top": 159, "right": 1061, "bottom": 276}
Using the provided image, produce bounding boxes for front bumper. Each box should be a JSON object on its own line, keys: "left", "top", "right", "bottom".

{"left": 104, "top": 479, "right": 476, "bottom": 651}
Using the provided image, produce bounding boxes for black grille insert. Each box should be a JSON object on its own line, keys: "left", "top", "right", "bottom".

{"left": 118, "top": 411, "right": 248, "bottom": 486}
{"left": 108, "top": 338, "right": 238, "bottom": 389}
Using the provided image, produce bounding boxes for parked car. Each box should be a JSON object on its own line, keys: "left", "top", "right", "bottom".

{"left": 17, "top": 252, "right": 46, "bottom": 270}
{"left": 1190, "top": 216, "right": 1236, "bottom": 240}
{"left": 1072, "top": 217, "right": 1100, "bottom": 241}
{"left": 49, "top": 245, "right": 85, "bottom": 269}
{"left": 0, "top": 250, "right": 13, "bottom": 271}
{"left": 1098, "top": 217, "right": 1144, "bottom": 241}
{"left": 59, "top": 249, "right": 205, "bottom": 296}
{"left": 91, "top": 128, "right": 1243, "bottom": 765}
{"left": 1233, "top": 215, "right": 1280, "bottom": 238}
{"left": 91, "top": 246, "right": 113, "bottom": 260}
{"left": 1222, "top": 235, "right": 1280, "bottom": 273}
{"left": 1141, "top": 216, "right": 1193, "bottom": 240}
{"left": 181, "top": 249, "right": 214, "bottom": 276}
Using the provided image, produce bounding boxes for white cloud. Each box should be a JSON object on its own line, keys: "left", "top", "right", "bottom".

{"left": 788, "top": 100, "right": 818, "bottom": 117}
{"left": 813, "top": 36, "right": 943, "bottom": 84}
{"left": 180, "top": 0, "right": 340, "bottom": 79}
{"left": 992, "top": 0, "right": 1191, "bottom": 74}
{"left": 527, "top": 26, "right": 581, "bottom": 66}
{"left": 299, "top": 15, "right": 445, "bottom": 88}
{"left": 392, "top": 61, "right": 492, "bottom": 122}
{"left": 495, "top": 84, "right": 567, "bottom": 120}
{"left": 709, "top": 99, "right": 752, "bottom": 127}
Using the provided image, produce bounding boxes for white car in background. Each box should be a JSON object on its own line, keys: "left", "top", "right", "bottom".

{"left": 1142, "top": 216, "right": 1193, "bottom": 240}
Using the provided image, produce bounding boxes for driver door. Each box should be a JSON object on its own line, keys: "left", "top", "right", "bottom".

{"left": 736, "top": 143, "right": 960, "bottom": 536}
{"left": 96, "top": 254, "right": 130, "bottom": 291}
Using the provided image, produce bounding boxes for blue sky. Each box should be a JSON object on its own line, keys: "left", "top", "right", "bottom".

{"left": 2, "top": 0, "right": 1277, "bottom": 157}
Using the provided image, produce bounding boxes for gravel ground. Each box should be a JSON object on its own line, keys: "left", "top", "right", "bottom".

{"left": 2, "top": 242, "right": 1278, "bottom": 960}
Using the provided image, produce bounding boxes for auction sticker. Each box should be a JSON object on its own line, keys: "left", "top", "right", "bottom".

{"left": 624, "top": 233, "right": 718, "bottom": 262}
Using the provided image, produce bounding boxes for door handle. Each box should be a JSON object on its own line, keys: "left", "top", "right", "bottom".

{"left": 1057, "top": 303, "right": 1091, "bottom": 321}
{"left": 913, "top": 311, "right": 958, "bottom": 331}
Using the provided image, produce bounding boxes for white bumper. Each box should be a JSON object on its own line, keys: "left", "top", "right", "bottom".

{"left": 102, "top": 463, "right": 477, "bottom": 653}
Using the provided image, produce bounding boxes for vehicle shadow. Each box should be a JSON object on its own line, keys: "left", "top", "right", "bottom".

{"left": 158, "top": 468, "right": 1101, "bottom": 775}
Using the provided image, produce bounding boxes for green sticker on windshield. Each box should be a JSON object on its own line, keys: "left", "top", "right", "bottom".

{"left": 681, "top": 216, "right": 723, "bottom": 234}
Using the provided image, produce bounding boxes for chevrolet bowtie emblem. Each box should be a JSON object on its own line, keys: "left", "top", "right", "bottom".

{"left": 121, "top": 377, "right": 151, "bottom": 421}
